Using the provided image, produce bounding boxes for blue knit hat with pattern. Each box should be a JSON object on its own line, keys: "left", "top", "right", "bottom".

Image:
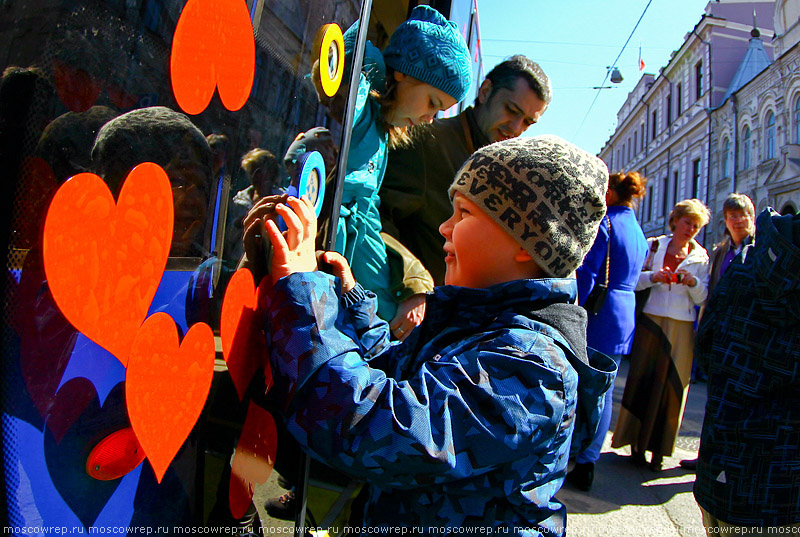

{"left": 383, "top": 5, "right": 472, "bottom": 102}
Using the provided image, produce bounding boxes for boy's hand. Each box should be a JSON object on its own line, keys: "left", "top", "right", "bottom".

{"left": 241, "top": 194, "right": 288, "bottom": 281}
{"left": 318, "top": 251, "right": 357, "bottom": 293}
{"left": 265, "top": 196, "right": 318, "bottom": 283}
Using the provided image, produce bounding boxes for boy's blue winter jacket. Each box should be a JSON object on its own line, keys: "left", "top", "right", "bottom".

{"left": 263, "top": 273, "right": 616, "bottom": 535}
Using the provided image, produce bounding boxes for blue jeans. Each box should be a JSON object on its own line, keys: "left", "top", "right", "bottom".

{"left": 576, "top": 354, "right": 622, "bottom": 464}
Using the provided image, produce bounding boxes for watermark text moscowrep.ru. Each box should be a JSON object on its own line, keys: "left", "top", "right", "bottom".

{"left": 6, "top": 526, "right": 799, "bottom": 536}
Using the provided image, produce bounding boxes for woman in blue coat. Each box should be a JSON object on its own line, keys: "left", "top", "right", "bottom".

{"left": 568, "top": 171, "right": 648, "bottom": 490}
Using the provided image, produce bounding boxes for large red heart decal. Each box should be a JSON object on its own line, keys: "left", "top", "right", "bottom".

{"left": 229, "top": 402, "right": 277, "bottom": 519}
{"left": 42, "top": 164, "right": 173, "bottom": 366}
{"left": 220, "top": 268, "right": 273, "bottom": 401}
{"left": 126, "top": 313, "right": 215, "bottom": 483}
{"left": 170, "top": 0, "right": 255, "bottom": 115}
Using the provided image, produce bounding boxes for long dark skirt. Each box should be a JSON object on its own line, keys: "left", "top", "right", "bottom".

{"left": 611, "top": 313, "right": 694, "bottom": 458}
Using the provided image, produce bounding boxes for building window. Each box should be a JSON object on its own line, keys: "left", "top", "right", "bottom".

{"left": 666, "top": 93, "right": 671, "bottom": 126}
{"left": 742, "top": 126, "right": 751, "bottom": 169}
{"left": 673, "top": 171, "right": 679, "bottom": 205}
{"left": 621, "top": 143, "right": 626, "bottom": 165}
{"left": 662, "top": 176, "right": 669, "bottom": 216}
{"left": 692, "top": 158, "right": 701, "bottom": 198}
{"left": 695, "top": 61, "right": 703, "bottom": 100}
{"left": 641, "top": 124, "right": 646, "bottom": 149}
{"left": 722, "top": 139, "right": 730, "bottom": 178}
{"left": 795, "top": 97, "right": 800, "bottom": 143}
{"left": 651, "top": 109, "right": 658, "bottom": 140}
{"left": 634, "top": 131, "right": 639, "bottom": 154}
{"left": 766, "top": 112, "right": 776, "bottom": 160}
{"left": 646, "top": 185, "right": 654, "bottom": 222}
{"left": 676, "top": 83, "right": 682, "bottom": 116}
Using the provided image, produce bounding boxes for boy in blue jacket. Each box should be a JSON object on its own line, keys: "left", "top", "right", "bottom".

{"left": 248, "top": 136, "right": 616, "bottom": 535}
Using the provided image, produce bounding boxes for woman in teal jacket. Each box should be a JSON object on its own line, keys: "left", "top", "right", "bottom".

{"left": 336, "top": 5, "right": 471, "bottom": 329}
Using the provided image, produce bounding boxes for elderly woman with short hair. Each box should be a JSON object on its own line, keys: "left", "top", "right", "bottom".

{"left": 612, "top": 198, "right": 711, "bottom": 471}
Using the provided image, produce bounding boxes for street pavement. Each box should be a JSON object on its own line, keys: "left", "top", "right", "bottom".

{"left": 559, "top": 357, "right": 708, "bottom": 536}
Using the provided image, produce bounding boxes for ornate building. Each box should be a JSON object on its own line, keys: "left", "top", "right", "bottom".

{"left": 599, "top": 0, "right": 778, "bottom": 244}
{"left": 707, "top": 0, "right": 800, "bottom": 244}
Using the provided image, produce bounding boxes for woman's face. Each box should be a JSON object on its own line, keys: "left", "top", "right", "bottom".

{"left": 672, "top": 215, "right": 702, "bottom": 244}
{"left": 724, "top": 209, "right": 754, "bottom": 244}
{"left": 386, "top": 72, "right": 457, "bottom": 127}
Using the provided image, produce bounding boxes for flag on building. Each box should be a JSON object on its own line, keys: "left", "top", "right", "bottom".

{"left": 639, "top": 45, "right": 645, "bottom": 71}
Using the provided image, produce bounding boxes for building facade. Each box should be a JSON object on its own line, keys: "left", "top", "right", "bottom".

{"left": 707, "top": 0, "right": 800, "bottom": 244}
{"left": 599, "top": 0, "right": 777, "bottom": 245}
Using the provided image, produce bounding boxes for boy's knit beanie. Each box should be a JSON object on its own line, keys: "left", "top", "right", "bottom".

{"left": 382, "top": 5, "right": 472, "bottom": 102}
{"left": 449, "top": 135, "right": 608, "bottom": 278}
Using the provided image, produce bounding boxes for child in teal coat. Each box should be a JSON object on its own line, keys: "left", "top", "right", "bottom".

{"left": 337, "top": 5, "right": 472, "bottom": 335}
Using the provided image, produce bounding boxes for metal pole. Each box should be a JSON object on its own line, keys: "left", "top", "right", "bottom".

{"left": 295, "top": 0, "right": 374, "bottom": 531}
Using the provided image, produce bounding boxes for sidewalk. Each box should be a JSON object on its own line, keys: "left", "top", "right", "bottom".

{"left": 559, "top": 358, "right": 708, "bottom": 536}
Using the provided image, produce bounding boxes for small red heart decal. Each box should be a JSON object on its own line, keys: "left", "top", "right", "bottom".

{"left": 170, "top": 0, "right": 255, "bottom": 115}
{"left": 53, "top": 59, "right": 103, "bottom": 113}
{"left": 42, "top": 164, "right": 173, "bottom": 366}
{"left": 126, "top": 313, "right": 215, "bottom": 483}
{"left": 220, "top": 268, "right": 273, "bottom": 401}
{"left": 229, "top": 402, "right": 277, "bottom": 519}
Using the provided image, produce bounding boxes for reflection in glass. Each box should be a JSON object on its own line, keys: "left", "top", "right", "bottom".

{"left": 2, "top": 0, "right": 358, "bottom": 531}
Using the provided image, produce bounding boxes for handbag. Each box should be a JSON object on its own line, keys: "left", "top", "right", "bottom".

{"left": 583, "top": 215, "right": 611, "bottom": 315}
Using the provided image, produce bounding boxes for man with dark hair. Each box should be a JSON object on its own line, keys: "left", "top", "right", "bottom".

{"left": 380, "top": 54, "right": 551, "bottom": 284}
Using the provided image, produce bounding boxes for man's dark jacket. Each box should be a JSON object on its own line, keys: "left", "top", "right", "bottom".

{"left": 380, "top": 107, "right": 490, "bottom": 284}
{"left": 694, "top": 207, "right": 800, "bottom": 526}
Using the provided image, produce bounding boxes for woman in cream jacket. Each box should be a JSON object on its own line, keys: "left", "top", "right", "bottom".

{"left": 612, "top": 198, "right": 710, "bottom": 471}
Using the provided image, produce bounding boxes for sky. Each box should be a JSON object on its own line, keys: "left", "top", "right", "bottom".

{"left": 475, "top": 0, "right": 713, "bottom": 155}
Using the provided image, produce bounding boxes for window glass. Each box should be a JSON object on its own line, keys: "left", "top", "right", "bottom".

{"left": 672, "top": 171, "right": 679, "bottom": 208}
{"left": 1, "top": 0, "right": 362, "bottom": 529}
{"left": 742, "top": 126, "right": 751, "bottom": 169}
{"left": 722, "top": 139, "right": 730, "bottom": 178}
{"left": 766, "top": 111, "right": 776, "bottom": 160}
{"left": 695, "top": 61, "right": 702, "bottom": 100}
{"left": 795, "top": 97, "right": 800, "bottom": 143}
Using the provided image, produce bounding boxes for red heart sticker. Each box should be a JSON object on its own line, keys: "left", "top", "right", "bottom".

{"left": 170, "top": 0, "right": 255, "bottom": 115}
{"left": 220, "top": 268, "right": 273, "bottom": 401}
{"left": 42, "top": 164, "right": 173, "bottom": 366}
{"left": 229, "top": 402, "right": 277, "bottom": 519}
{"left": 53, "top": 59, "right": 103, "bottom": 113}
{"left": 126, "top": 313, "right": 215, "bottom": 483}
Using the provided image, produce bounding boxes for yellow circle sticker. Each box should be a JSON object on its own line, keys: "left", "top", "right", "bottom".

{"left": 318, "top": 23, "right": 344, "bottom": 97}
